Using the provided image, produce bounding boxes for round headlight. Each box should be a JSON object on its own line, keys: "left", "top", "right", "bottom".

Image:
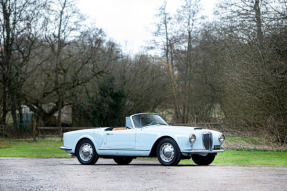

{"left": 219, "top": 134, "right": 225, "bottom": 144}
{"left": 189, "top": 134, "right": 196, "bottom": 143}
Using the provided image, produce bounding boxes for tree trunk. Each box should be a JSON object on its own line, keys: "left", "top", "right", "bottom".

{"left": 162, "top": 5, "right": 181, "bottom": 123}
{"left": 57, "top": 98, "right": 63, "bottom": 140}
{"left": 32, "top": 115, "right": 37, "bottom": 142}
{"left": 0, "top": 76, "right": 7, "bottom": 125}
{"left": 18, "top": 102, "right": 23, "bottom": 132}
{"left": 2, "top": 0, "right": 18, "bottom": 131}
{"left": 10, "top": 95, "right": 18, "bottom": 135}
{"left": 254, "top": 0, "right": 264, "bottom": 45}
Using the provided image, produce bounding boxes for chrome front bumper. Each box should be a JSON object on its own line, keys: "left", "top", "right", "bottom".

{"left": 181, "top": 149, "right": 225, "bottom": 154}
{"left": 60, "top": 146, "right": 72, "bottom": 151}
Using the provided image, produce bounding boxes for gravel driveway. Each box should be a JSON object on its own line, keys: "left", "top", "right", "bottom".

{"left": 0, "top": 157, "right": 286, "bottom": 191}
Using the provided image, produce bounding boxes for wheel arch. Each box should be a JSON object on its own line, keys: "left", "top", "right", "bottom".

{"left": 75, "top": 136, "right": 97, "bottom": 156}
{"left": 149, "top": 136, "right": 177, "bottom": 157}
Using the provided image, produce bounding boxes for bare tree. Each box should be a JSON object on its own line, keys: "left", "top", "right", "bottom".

{"left": 152, "top": 0, "right": 202, "bottom": 123}
{"left": 0, "top": 0, "right": 46, "bottom": 131}
{"left": 215, "top": 0, "right": 287, "bottom": 143}
{"left": 152, "top": 1, "right": 181, "bottom": 122}
{"left": 24, "top": 27, "right": 108, "bottom": 135}
{"left": 174, "top": 0, "right": 202, "bottom": 123}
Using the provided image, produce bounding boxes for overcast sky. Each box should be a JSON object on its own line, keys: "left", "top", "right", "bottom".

{"left": 77, "top": 0, "right": 217, "bottom": 54}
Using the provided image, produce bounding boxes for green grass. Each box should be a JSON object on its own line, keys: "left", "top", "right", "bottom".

{"left": 0, "top": 138, "right": 68, "bottom": 158}
{"left": 0, "top": 138, "right": 286, "bottom": 166}
{"left": 180, "top": 149, "right": 287, "bottom": 166}
{"left": 225, "top": 136, "right": 275, "bottom": 148}
{"left": 227, "top": 136, "right": 263, "bottom": 145}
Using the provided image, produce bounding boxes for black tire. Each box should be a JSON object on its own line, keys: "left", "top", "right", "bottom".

{"left": 192, "top": 154, "right": 215, "bottom": 165}
{"left": 76, "top": 139, "right": 99, "bottom": 165}
{"left": 113, "top": 157, "right": 133, "bottom": 165}
{"left": 156, "top": 138, "right": 181, "bottom": 166}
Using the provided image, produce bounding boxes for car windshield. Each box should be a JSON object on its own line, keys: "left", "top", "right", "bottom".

{"left": 132, "top": 114, "right": 168, "bottom": 128}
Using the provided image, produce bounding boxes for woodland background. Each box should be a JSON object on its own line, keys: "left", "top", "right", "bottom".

{"left": 0, "top": 0, "right": 286, "bottom": 144}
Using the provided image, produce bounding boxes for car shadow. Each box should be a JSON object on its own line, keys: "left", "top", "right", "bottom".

{"left": 63, "top": 163, "right": 210, "bottom": 167}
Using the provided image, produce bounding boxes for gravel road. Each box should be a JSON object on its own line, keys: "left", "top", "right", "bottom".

{"left": 0, "top": 157, "right": 286, "bottom": 191}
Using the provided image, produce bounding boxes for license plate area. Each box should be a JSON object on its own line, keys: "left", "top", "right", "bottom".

{"left": 214, "top": 145, "right": 221, "bottom": 150}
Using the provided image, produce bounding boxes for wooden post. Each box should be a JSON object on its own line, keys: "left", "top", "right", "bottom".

{"left": 32, "top": 115, "right": 37, "bottom": 141}
{"left": 0, "top": 125, "right": 4, "bottom": 138}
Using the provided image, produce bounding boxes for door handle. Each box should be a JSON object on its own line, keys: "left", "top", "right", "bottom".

{"left": 107, "top": 133, "right": 113, "bottom": 135}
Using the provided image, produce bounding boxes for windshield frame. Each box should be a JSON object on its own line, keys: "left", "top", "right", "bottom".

{"left": 130, "top": 113, "right": 168, "bottom": 128}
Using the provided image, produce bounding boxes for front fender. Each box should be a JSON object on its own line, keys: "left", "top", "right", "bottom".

{"left": 62, "top": 129, "right": 105, "bottom": 154}
{"left": 136, "top": 129, "right": 187, "bottom": 154}
{"left": 75, "top": 134, "right": 97, "bottom": 150}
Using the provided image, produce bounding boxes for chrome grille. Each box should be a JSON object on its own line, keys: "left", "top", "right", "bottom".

{"left": 202, "top": 132, "right": 213, "bottom": 151}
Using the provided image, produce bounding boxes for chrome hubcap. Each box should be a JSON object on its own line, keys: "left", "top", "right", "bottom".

{"left": 160, "top": 143, "right": 175, "bottom": 162}
{"left": 79, "top": 143, "right": 93, "bottom": 162}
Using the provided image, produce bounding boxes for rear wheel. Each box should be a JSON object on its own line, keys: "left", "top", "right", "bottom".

{"left": 113, "top": 157, "right": 133, "bottom": 165}
{"left": 192, "top": 154, "right": 215, "bottom": 165}
{"left": 156, "top": 138, "right": 181, "bottom": 166}
{"left": 76, "top": 139, "right": 99, "bottom": 165}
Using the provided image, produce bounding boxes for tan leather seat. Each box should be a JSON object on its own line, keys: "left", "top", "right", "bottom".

{"left": 112, "top": 127, "right": 126, "bottom": 131}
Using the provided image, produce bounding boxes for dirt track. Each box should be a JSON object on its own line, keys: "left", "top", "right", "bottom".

{"left": 0, "top": 157, "right": 286, "bottom": 191}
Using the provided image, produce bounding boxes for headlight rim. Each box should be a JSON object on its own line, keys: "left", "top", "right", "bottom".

{"left": 189, "top": 134, "right": 196, "bottom": 144}
{"left": 218, "top": 134, "right": 225, "bottom": 144}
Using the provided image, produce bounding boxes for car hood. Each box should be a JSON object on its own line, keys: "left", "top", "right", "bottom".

{"left": 143, "top": 125, "right": 203, "bottom": 133}
{"left": 143, "top": 125, "right": 222, "bottom": 138}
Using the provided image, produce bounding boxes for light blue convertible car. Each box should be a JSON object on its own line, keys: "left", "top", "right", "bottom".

{"left": 60, "top": 113, "right": 225, "bottom": 166}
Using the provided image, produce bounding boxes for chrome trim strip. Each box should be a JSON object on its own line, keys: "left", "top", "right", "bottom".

{"left": 60, "top": 146, "right": 72, "bottom": 151}
{"left": 181, "top": 150, "right": 225, "bottom": 154}
{"left": 98, "top": 149, "right": 149, "bottom": 151}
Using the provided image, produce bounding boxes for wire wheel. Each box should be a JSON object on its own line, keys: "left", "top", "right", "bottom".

{"left": 76, "top": 139, "right": 99, "bottom": 165}
{"left": 159, "top": 143, "right": 175, "bottom": 163}
{"left": 79, "top": 143, "right": 94, "bottom": 162}
{"left": 156, "top": 138, "right": 181, "bottom": 166}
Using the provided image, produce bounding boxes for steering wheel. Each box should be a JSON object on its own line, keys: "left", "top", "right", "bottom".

{"left": 148, "top": 120, "right": 156, "bottom": 125}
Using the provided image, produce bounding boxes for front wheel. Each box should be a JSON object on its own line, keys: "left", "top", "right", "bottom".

{"left": 113, "top": 157, "right": 133, "bottom": 165}
{"left": 76, "top": 139, "right": 99, "bottom": 165}
{"left": 156, "top": 138, "right": 181, "bottom": 166}
{"left": 192, "top": 154, "right": 215, "bottom": 165}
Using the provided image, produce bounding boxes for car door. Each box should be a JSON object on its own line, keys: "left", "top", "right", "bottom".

{"left": 101, "top": 129, "right": 136, "bottom": 150}
{"left": 135, "top": 127, "right": 158, "bottom": 151}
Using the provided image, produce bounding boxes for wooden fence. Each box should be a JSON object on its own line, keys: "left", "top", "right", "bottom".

{"left": 37, "top": 123, "right": 287, "bottom": 138}
{"left": 37, "top": 123, "right": 226, "bottom": 138}
{"left": 37, "top": 127, "right": 95, "bottom": 138}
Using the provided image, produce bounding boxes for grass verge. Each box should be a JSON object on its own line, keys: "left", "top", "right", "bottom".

{"left": 0, "top": 138, "right": 286, "bottom": 166}
{"left": 224, "top": 136, "right": 287, "bottom": 150}
{"left": 0, "top": 138, "right": 68, "bottom": 158}
{"left": 180, "top": 149, "right": 287, "bottom": 166}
